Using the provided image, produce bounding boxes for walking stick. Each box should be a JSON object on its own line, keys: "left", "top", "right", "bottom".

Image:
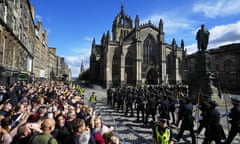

{"left": 215, "top": 73, "right": 230, "bottom": 131}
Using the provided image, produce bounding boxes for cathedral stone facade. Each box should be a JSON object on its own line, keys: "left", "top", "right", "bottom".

{"left": 90, "top": 5, "right": 188, "bottom": 88}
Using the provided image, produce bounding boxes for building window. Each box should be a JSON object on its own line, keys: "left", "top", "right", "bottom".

{"left": 125, "top": 52, "right": 133, "bottom": 82}
{"left": 125, "top": 52, "right": 133, "bottom": 67}
{"left": 112, "top": 55, "right": 118, "bottom": 74}
{"left": 143, "top": 36, "right": 155, "bottom": 64}
{"left": 224, "top": 60, "right": 231, "bottom": 72}
{"left": 167, "top": 54, "right": 172, "bottom": 74}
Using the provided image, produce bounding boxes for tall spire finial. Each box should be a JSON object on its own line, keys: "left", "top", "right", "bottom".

{"left": 121, "top": 2, "right": 124, "bottom": 15}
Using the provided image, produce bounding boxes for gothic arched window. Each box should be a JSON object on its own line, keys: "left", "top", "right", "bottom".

{"left": 125, "top": 52, "right": 133, "bottom": 83}
{"left": 112, "top": 55, "right": 118, "bottom": 74}
{"left": 125, "top": 52, "right": 133, "bottom": 67}
{"left": 143, "top": 36, "right": 155, "bottom": 64}
{"left": 167, "top": 54, "right": 172, "bottom": 74}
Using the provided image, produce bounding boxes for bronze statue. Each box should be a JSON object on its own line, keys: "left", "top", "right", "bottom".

{"left": 196, "top": 24, "right": 210, "bottom": 51}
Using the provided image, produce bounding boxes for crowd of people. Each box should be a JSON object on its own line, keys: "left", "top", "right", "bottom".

{"left": 107, "top": 85, "right": 240, "bottom": 144}
{"left": 0, "top": 81, "right": 120, "bottom": 144}
{"left": 0, "top": 80, "right": 239, "bottom": 144}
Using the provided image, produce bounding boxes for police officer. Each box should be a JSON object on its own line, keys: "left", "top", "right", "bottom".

{"left": 175, "top": 96, "right": 196, "bottom": 144}
{"left": 152, "top": 117, "right": 174, "bottom": 144}
{"left": 125, "top": 88, "right": 134, "bottom": 117}
{"left": 202, "top": 100, "right": 226, "bottom": 144}
{"left": 223, "top": 96, "right": 240, "bottom": 144}
{"left": 89, "top": 92, "right": 97, "bottom": 110}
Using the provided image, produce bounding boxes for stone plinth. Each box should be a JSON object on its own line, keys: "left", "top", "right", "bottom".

{"left": 190, "top": 51, "right": 224, "bottom": 105}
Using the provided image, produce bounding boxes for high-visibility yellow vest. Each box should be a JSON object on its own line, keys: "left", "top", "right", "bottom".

{"left": 155, "top": 126, "right": 170, "bottom": 144}
{"left": 89, "top": 95, "right": 96, "bottom": 103}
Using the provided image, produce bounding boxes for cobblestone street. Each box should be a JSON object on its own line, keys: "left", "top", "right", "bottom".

{"left": 84, "top": 85, "right": 240, "bottom": 144}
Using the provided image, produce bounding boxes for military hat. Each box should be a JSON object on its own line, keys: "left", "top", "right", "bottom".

{"left": 158, "top": 116, "right": 168, "bottom": 123}
{"left": 231, "top": 96, "right": 240, "bottom": 104}
{"left": 208, "top": 100, "right": 218, "bottom": 107}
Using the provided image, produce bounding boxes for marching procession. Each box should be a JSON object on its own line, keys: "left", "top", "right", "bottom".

{"left": 106, "top": 85, "right": 240, "bottom": 144}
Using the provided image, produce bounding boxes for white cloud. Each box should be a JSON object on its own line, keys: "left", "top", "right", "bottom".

{"left": 185, "top": 43, "right": 197, "bottom": 54}
{"left": 193, "top": 0, "right": 240, "bottom": 18}
{"left": 65, "top": 56, "right": 90, "bottom": 77}
{"left": 142, "top": 14, "right": 195, "bottom": 34}
{"left": 209, "top": 21, "right": 240, "bottom": 44}
{"left": 84, "top": 36, "right": 94, "bottom": 41}
{"left": 185, "top": 21, "right": 240, "bottom": 54}
{"left": 35, "top": 15, "right": 42, "bottom": 22}
{"left": 71, "top": 47, "right": 91, "bottom": 55}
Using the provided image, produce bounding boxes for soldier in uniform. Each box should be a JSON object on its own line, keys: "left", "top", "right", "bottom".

{"left": 202, "top": 100, "right": 226, "bottom": 144}
{"left": 125, "top": 88, "right": 134, "bottom": 117}
{"left": 168, "top": 96, "right": 176, "bottom": 125}
{"left": 145, "top": 92, "right": 157, "bottom": 124}
{"left": 112, "top": 87, "right": 118, "bottom": 109}
{"left": 159, "top": 94, "right": 170, "bottom": 121}
{"left": 175, "top": 96, "right": 196, "bottom": 144}
{"left": 223, "top": 96, "right": 240, "bottom": 144}
{"left": 107, "top": 87, "right": 113, "bottom": 106}
{"left": 195, "top": 95, "right": 209, "bottom": 134}
{"left": 136, "top": 89, "right": 146, "bottom": 123}
{"left": 117, "top": 87, "right": 125, "bottom": 113}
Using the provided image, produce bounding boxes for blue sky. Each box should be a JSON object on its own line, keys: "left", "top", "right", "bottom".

{"left": 30, "top": 0, "right": 240, "bottom": 77}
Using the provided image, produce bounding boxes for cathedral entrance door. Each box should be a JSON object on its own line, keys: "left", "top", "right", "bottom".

{"left": 146, "top": 69, "right": 158, "bottom": 84}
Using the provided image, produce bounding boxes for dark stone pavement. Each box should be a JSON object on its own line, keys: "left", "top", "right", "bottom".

{"left": 83, "top": 85, "right": 240, "bottom": 144}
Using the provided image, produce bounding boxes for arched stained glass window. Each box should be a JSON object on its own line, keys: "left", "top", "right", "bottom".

{"left": 143, "top": 36, "right": 155, "bottom": 64}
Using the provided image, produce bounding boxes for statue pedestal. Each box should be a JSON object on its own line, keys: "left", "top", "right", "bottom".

{"left": 190, "top": 51, "right": 224, "bottom": 105}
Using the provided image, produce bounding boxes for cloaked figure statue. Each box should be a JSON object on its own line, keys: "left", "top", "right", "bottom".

{"left": 196, "top": 24, "right": 210, "bottom": 51}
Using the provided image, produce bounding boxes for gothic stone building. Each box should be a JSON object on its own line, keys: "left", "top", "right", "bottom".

{"left": 90, "top": 5, "right": 187, "bottom": 88}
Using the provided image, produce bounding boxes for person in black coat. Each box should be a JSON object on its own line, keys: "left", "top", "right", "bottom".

{"left": 145, "top": 92, "right": 156, "bottom": 124}
{"left": 175, "top": 96, "right": 196, "bottom": 144}
{"left": 223, "top": 96, "right": 240, "bottom": 144}
{"left": 107, "top": 88, "right": 113, "bottom": 106}
{"left": 159, "top": 95, "right": 170, "bottom": 121}
{"left": 7, "top": 83, "right": 19, "bottom": 106}
{"left": 203, "top": 100, "right": 226, "bottom": 144}
{"left": 136, "top": 89, "right": 145, "bottom": 123}
{"left": 196, "top": 97, "right": 209, "bottom": 134}
{"left": 168, "top": 96, "right": 176, "bottom": 125}
{"left": 125, "top": 88, "right": 134, "bottom": 117}
{"left": 117, "top": 88, "right": 125, "bottom": 113}
{"left": 52, "top": 114, "right": 70, "bottom": 144}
